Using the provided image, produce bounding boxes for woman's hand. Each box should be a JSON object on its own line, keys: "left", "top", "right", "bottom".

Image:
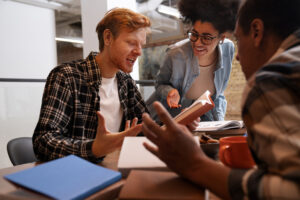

{"left": 186, "top": 116, "right": 201, "bottom": 131}
{"left": 167, "top": 89, "right": 181, "bottom": 108}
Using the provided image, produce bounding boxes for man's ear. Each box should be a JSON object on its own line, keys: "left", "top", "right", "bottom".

{"left": 103, "top": 29, "right": 112, "bottom": 46}
{"left": 250, "top": 18, "right": 264, "bottom": 47}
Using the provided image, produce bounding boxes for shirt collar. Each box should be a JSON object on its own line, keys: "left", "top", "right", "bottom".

{"left": 267, "top": 29, "right": 300, "bottom": 64}
{"left": 215, "top": 43, "right": 223, "bottom": 70}
{"left": 82, "top": 52, "right": 102, "bottom": 87}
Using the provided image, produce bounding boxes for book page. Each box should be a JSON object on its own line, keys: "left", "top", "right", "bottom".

{"left": 195, "top": 121, "right": 244, "bottom": 132}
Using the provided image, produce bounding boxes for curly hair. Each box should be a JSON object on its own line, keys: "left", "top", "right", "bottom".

{"left": 238, "top": 0, "right": 300, "bottom": 39}
{"left": 96, "top": 8, "right": 151, "bottom": 51}
{"left": 178, "top": 0, "right": 240, "bottom": 33}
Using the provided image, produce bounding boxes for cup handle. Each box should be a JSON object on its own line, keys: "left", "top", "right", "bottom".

{"left": 219, "top": 145, "right": 231, "bottom": 167}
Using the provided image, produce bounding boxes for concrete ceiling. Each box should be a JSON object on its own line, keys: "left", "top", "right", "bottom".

{"left": 54, "top": 0, "right": 184, "bottom": 45}
{"left": 9, "top": 0, "right": 184, "bottom": 45}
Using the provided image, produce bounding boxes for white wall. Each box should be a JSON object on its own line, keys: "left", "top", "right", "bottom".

{"left": 0, "top": 1, "right": 56, "bottom": 168}
{"left": 0, "top": 1, "right": 56, "bottom": 78}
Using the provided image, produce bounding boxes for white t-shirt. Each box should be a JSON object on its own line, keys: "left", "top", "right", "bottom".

{"left": 99, "top": 76, "right": 123, "bottom": 132}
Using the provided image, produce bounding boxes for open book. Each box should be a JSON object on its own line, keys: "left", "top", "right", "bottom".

{"left": 174, "top": 90, "right": 214, "bottom": 125}
{"left": 195, "top": 120, "right": 244, "bottom": 132}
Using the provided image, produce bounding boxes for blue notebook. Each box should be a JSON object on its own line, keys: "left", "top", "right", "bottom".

{"left": 4, "top": 155, "right": 122, "bottom": 200}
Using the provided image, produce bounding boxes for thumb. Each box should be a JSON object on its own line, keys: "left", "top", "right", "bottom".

{"left": 96, "top": 111, "right": 108, "bottom": 134}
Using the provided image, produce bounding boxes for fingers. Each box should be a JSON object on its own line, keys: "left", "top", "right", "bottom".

{"left": 142, "top": 112, "right": 164, "bottom": 140}
{"left": 153, "top": 101, "right": 178, "bottom": 130}
{"left": 96, "top": 111, "right": 108, "bottom": 134}
{"left": 125, "top": 117, "right": 138, "bottom": 130}
{"left": 125, "top": 120, "right": 130, "bottom": 130}
{"left": 124, "top": 124, "right": 142, "bottom": 137}
{"left": 142, "top": 113, "right": 159, "bottom": 143}
{"left": 186, "top": 117, "right": 200, "bottom": 131}
{"left": 131, "top": 117, "right": 138, "bottom": 127}
{"left": 167, "top": 89, "right": 181, "bottom": 108}
{"left": 167, "top": 95, "right": 176, "bottom": 108}
{"left": 143, "top": 142, "right": 159, "bottom": 158}
{"left": 169, "top": 103, "right": 181, "bottom": 109}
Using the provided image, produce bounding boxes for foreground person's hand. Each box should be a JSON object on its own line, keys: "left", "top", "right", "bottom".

{"left": 92, "top": 111, "right": 141, "bottom": 157}
{"left": 142, "top": 101, "right": 204, "bottom": 177}
{"left": 142, "top": 101, "right": 231, "bottom": 200}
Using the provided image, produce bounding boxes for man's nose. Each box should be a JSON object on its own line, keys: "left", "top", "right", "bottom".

{"left": 133, "top": 45, "right": 142, "bottom": 56}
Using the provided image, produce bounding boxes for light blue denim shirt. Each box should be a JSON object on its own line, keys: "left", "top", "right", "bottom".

{"left": 147, "top": 39, "right": 234, "bottom": 121}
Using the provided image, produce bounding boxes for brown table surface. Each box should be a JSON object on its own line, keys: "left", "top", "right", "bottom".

{"left": 0, "top": 150, "right": 221, "bottom": 200}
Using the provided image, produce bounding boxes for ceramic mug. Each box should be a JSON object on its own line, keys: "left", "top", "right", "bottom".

{"left": 219, "top": 136, "right": 255, "bottom": 169}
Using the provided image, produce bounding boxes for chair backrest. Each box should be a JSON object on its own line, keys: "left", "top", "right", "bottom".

{"left": 7, "top": 137, "right": 38, "bottom": 166}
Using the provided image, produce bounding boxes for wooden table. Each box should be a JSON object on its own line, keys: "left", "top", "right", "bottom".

{"left": 0, "top": 150, "right": 221, "bottom": 200}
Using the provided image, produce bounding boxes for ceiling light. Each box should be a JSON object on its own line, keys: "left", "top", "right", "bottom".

{"left": 55, "top": 37, "right": 84, "bottom": 44}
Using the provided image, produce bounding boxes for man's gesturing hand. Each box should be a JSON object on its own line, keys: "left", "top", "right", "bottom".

{"left": 92, "top": 111, "right": 141, "bottom": 157}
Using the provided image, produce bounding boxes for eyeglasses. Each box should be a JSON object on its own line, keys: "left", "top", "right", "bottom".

{"left": 187, "top": 31, "right": 217, "bottom": 45}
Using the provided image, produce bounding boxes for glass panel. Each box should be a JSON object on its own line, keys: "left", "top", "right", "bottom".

{"left": 0, "top": 82, "right": 45, "bottom": 168}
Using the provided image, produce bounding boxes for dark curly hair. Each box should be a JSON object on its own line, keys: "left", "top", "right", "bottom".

{"left": 178, "top": 0, "right": 240, "bottom": 33}
{"left": 238, "top": 0, "right": 300, "bottom": 40}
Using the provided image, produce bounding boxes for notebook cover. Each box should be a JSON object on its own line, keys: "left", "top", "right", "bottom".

{"left": 4, "top": 155, "right": 122, "bottom": 200}
{"left": 119, "top": 170, "right": 204, "bottom": 200}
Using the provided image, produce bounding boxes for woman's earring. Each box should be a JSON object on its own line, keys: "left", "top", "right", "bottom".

{"left": 219, "top": 40, "right": 224, "bottom": 45}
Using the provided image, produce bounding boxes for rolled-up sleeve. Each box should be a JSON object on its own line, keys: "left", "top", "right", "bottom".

{"left": 229, "top": 168, "right": 300, "bottom": 200}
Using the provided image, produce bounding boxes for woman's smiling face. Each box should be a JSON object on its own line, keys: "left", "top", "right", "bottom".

{"left": 190, "top": 20, "right": 222, "bottom": 58}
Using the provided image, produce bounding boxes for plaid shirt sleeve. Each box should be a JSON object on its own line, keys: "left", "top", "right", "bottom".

{"left": 33, "top": 66, "right": 99, "bottom": 162}
{"left": 228, "top": 61, "right": 300, "bottom": 200}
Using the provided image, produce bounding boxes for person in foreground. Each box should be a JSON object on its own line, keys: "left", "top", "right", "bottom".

{"left": 142, "top": 0, "right": 300, "bottom": 199}
{"left": 33, "top": 8, "right": 151, "bottom": 162}
{"left": 147, "top": 0, "right": 239, "bottom": 123}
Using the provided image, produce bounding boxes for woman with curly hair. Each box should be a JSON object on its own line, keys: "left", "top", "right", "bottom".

{"left": 147, "top": 0, "right": 240, "bottom": 127}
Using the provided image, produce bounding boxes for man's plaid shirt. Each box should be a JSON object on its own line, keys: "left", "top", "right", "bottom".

{"left": 33, "top": 52, "right": 148, "bottom": 162}
{"left": 229, "top": 30, "right": 300, "bottom": 199}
